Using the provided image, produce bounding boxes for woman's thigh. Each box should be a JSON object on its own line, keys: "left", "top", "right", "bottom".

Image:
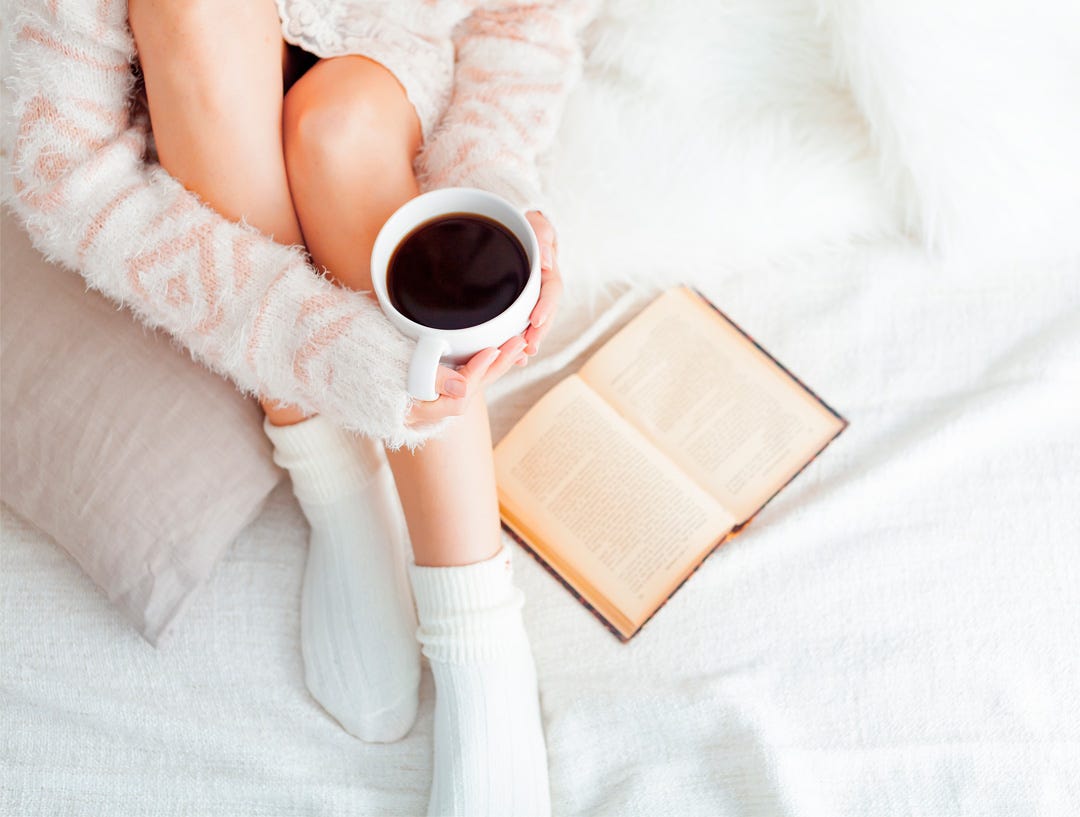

{"left": 128, "top": 0, "right": 302, "bottom": 243}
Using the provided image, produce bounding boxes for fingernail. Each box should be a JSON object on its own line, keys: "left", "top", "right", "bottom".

{"left": 533, "top": 312, "right": 547, "bottom": 328}
{"left": 446, "top": 378, "right": 466, "bottom": 397}
{"left": 542, "top": 246, "right": 553, "bottom": 267}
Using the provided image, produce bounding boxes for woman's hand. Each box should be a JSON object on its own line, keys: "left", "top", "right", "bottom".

{"left": 521, "top": 210, "right": 562, "bottom": 363}
{"left": 404, "top": 209, "right": 560, "bottom": 428}
{"left": 405, "top": 333, "right": 528, "bottom": 427}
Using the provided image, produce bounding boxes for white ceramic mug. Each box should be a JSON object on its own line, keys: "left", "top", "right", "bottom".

{"left": 370, "top": 187, "right": 542, "bottom": 401}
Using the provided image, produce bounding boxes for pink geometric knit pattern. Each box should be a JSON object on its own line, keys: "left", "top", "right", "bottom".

{"left": 415, "top": 0, "right": 598, "bottom": 213}
{"left": 2, "top": 0, "right": 595, "bottom": 449}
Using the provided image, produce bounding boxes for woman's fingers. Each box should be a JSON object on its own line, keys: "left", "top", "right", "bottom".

{"left": 406, "top": 348, "right": 498, "bottom": 426}
{"left": 525, "top": 289, "right": 560, "bottom": 351}
{"left": 526, "top": 210, "right": 556, "bottom": 259}
{"left": 460, "top": 346, "right": 502, "bottom": 383}
{"left": 527, "top": 211, "right": 557, "bottom": 280}
{"left": 529, "top": 274, "right": 562, "bottom": 330}
{"left": 434, "top": 365, "right": 469, "bottom": 399}
{"left": 404, "top": 334, "right": 530, "bottom": 426}
{"left": 525, "top": 256, "right": 562, "bottom": 354}
{"left": 522, "top": 210, "right": 561, "bottom": 358}
{"left": 483, "top": 335, "right": 527, "bottom": 385}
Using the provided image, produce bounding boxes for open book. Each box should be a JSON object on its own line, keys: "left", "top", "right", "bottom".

{"left": 494, "top": 286, "right": 847, "bottom": 641}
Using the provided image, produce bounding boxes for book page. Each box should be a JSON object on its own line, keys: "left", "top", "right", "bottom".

{"left": 580, "top": 287, "right": 845, "bottom": 522}
{"left": 494, "top": 375, "right": 736, "bottom": 630}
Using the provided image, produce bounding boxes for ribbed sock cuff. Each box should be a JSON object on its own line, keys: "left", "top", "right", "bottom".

{"left": 263, "top": 414, "right": 385, "bottom": 504}
{"left": 407, "top": 542, "right": 528, "bottom": 665}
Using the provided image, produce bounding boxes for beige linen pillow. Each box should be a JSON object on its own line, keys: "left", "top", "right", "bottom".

{"left": 1, "top": 212, "right": 283, "bottom": 645}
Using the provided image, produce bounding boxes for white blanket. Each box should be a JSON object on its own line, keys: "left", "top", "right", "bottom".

{"left": 4, "top": 245, "right": 1078, "bottom": 815}
{"left": 3, "top": 0, "right": 1080, "bottom": 813}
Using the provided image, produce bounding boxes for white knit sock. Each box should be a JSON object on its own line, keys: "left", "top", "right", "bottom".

{"left": 407, "top": 542, "right": 551, "bottom": 817}
{"left": 263, "top": 414, "right": 420, "bottom": 742}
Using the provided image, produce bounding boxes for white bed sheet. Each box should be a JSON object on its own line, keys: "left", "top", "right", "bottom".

{"left": 3, "top": 240, "right": 1079, "bottom": 816}
{"left": 5, "top": 0, "right": 1080, "bottom": 810}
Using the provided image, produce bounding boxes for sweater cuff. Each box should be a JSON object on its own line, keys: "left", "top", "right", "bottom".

{"left": 248, "top": 279, "right": 461, "bottom": 453}
{"left": 314, "top": 312, "right": 463, "bottom": 453}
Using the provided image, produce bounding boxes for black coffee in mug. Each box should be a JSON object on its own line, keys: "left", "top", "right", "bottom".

{"left": 387, "top": 213, "right": 530, "bottom": 330}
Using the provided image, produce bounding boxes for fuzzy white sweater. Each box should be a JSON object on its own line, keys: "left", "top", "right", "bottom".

{"left": 1, "top": 0, "right": 595, "bottom": 450}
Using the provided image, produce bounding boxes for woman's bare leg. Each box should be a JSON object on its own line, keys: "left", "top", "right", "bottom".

{"left": 284, "top": 62, "right": 550, "bottom": 816}
{"left": 385, "top": 398, "right": 504, "bottom": 566}
{"left": 282, "top": 56, "right": 504, "bottom": 567}
{"left": 127, "top": 0, "right": 310, "bottom": 426}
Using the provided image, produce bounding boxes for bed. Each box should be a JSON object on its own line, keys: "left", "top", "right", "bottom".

{"left": 3, "top": 1, "right": 1079, "bottom": 814}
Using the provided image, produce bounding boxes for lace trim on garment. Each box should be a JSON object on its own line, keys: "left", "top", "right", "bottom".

{"left": 273, "top": 0, "right": 455, "bottom": 141}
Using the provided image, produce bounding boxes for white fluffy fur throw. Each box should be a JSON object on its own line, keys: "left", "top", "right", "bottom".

{"left": 820, "top": 0, "right": 1080, "bottom": 266}
{"left": 542, "top": 0, "right": 1079, "bottom": 302}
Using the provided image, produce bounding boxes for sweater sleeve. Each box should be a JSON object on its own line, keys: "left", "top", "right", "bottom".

{"left": 413, "top": 0, "right": 597, "bottom": 217}
{"left": 2, "top": 0, "right": 452, "bottom": 451}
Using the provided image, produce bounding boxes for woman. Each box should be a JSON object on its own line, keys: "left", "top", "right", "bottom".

{"left": 5, "top": 0, "right": 594, "bottom": 813}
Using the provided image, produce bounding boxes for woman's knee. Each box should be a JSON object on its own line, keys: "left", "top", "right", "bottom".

{"left": 282, "top": 56, "right": 423, "bottom": 169}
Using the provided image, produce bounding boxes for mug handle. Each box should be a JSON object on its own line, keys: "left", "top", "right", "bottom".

{"left": 407, "top": 335, "right": 450, "bottom": 401}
